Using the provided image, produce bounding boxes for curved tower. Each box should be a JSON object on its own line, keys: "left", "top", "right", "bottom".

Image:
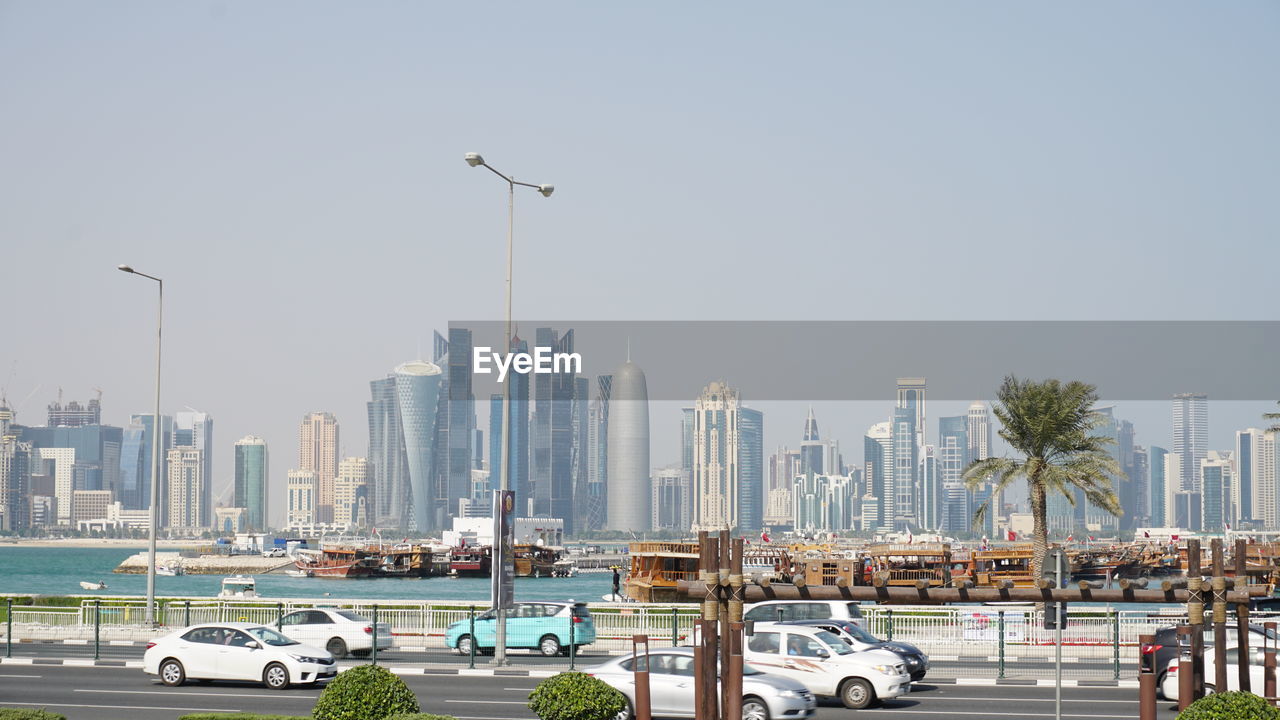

{"left": 395, "top": 360, "right": 443, "bottom": 533}
{"left": 607, "top": 361, "right": 650, "bottom": 531}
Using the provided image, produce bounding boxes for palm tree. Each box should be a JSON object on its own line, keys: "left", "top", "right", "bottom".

{"left": 1265, "top": 401, "right": 1280, "bottom": 433}
{"left": 963, "top": 376, "right": 1123, "bottom": 577}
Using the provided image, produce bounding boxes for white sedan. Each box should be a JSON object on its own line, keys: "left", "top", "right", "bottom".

{"left": 1161, "top": 649, "right": 1266, "bottom": 702}
{"left": 144, "top": 622, "right": 336, "bottom": 689}
{"left": 276, "top": 608, "right": 393, "bottom": 659}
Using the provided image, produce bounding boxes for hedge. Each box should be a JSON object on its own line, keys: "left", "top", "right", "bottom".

{"left": 312, "top": 665, "right": 420, "bottom": 720}
{"left": 177, "top": 715, "right": 309, "bottom": 720}
{"left": 385, "top": 715, "right": 459, "bottom": 720}
{"left": 1177, "top": 691, "right": 1280, "bottom": 720}
{"left": 0, "top": 711, "right": 68, "bottom": 720}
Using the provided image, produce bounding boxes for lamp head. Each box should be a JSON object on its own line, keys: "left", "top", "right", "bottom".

{"left": 117, "top": 265, "right": 135, "bottom": 273}
{"left": 464, "top": 152, "right": 484, "bottom": 168}
{"left": 538, "top": 184, "right": 555, "bottom": 198}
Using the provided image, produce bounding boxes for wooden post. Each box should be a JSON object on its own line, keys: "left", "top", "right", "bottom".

{"left": 723, "top": 538, "right": 744, "bottom": 720}
{"left": 1177, "top": 625, "right": 1194, "bottom": 712}
{"left": 1187, "top": 539, "right": 1204, "bottom": 701}
{"left": 1211, "top": 539, "right": 1228, "bottom": 694}
{"left": 1138, "top": 633, "right": 1157, "bottom": 720}
{"left": 1266, "top": 621, "right": 1277, "bottom": 702}
{"left": 718, "top": 530, "right": 730, "bottom": 719}
{"left": 1235, "top": 538, "right": 1251, "bottom": 693}
{"left": 632, "top": 635, "right": 652, "bottom": 720}
{"left": 694, "top": 531, "right": 716, "bottom": 720}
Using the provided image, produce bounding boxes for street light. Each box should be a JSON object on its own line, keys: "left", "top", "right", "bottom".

{"left": 117, "top": 264, "right": 163, "bottom": 626}
{"left": 464, "top": 153, "right": 553, "bottom": 665}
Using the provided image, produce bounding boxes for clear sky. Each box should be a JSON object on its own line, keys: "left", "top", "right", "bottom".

{"left": 2, "top": 2, "right": 1277, "bottom": 525}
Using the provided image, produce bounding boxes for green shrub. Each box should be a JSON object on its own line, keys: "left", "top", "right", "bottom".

{"left": 0, "top": 710, "right": 67, "bottom": 720}
{"left": 528, "top": 672, "right": 627, "bottom": 720}
{"left": 384, "top": 715, "right": 458, "bottom": 720}
{"left": 1177, "top": 691, "right": 1280, "bottom": 720}
{"left": 312, "top": 665, "right": 420, "bottom": 720}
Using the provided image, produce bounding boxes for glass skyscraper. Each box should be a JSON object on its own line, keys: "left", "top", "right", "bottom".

{"left": 368, "top": 375, "right": 408, "bottom": 530}
{"left": 234, "top": 435, "right": 268, "bottom": 530}
{"left": 396, "top": 360, "right": 443, "bottom": 532}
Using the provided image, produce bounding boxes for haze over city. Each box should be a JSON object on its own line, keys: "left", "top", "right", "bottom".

{"left": 2, "top": 2, "right": 1278, "bottom": 528}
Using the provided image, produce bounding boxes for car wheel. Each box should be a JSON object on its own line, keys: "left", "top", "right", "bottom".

{"left": 1156, "top": 671, "right": 1166, "bottom": 699}
{"left": 263, "top": 662, "right": 290, "bottom": 690}
{"left": 159, "top": 658, "right": 185, "bottom": 687}
{"left": 539, "top": 634, "right": 562, "bottom": 657}
{"left": 839, "top": 678, "right": 875, "bottom": 709}
{"left": 615, "top": 698, "right": 634, "bottom": 720}
{"left": 742, "top": 695, "right": 770, "bottom": 720}
{"left": 478, "top": 646, "right": 495, "bottom": 656}
{"left": 457, "top": 635, "right": 474, "bottom": 656}
{"left": 326, "top": 637, "right": 348, "bottom": 659}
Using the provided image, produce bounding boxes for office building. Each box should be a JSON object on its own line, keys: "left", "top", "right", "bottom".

{"left": 287, "top": 470, "right": 317, "bottom": 526}
{"left": 1236, "top": 428, "right": 1269, "bottom": 526}
{"left": 531, "top": 327, "right": 576, "bottom": 532}
{"left": 651, "top": 467, "right": 691, "bottom": 531}
{"left": 368, "top": 374, "right": 408, "bottom": 530}
{"left": 864, "top": 422, "right": 893, "bottom": 531}
{"left": 173, "top": 410, "right": 213, "bottom": 529}
{"left": 938, "top": 416, "right": 967, "bottom": 534}
{"left": 233, "top": 435, "right": 268, "bottom": 531}
{"left": 1173, "top": 394, "right": 1208, "bottom": 493}
{"left": 166, "top": 447, "right": 207, "bottom": 532}
{"left": 1200, "top": 451, "right": 1233, "bottom": 533}
{"left": 120, "top": 414, "right": 172, "bottom": 512}
{"left": 395, "top": 360, "right": 442, "bottom": 532}
{"left": 72, "top": 489, "right": 112, "bottom": 525}
{"left": 1148, "top": 446, "right": 1169, "bottom": 527}
{"left": 435, "top": 328, "right": 476, "bottom": 532}
{"left": 47, "top": 397, "right": 101, "bottom": 427}
{"left": 335, "top": 457, "right": 370, "bottom": 528}
{"left": 0, "top": 422, "right": 32, "bottom": 531}
{"left": 582, "top": 374, "right": 612, "bottom": 532}
{"left": 298, "top": 412, "right": 339, "bottom": 524}
{"left": 607, "top": 361, "right": 650, "bottom": 532}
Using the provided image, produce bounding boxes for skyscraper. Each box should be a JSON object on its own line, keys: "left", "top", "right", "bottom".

{"left": 691, "top": 382, "right": 763, "bottom": 533}
{"left": 897, "top": 378, "right": 927, "bottom": 446}
{"left": 166, "top": 447, "right": 206, "bottom": 531}
{"left": 234, "top": 435, "right": 268, "bottom": 530}
{"left": 583, "top": 374, "right": 612, "bottom": 531}
{"left": 287, "top": 470, "right": 317, "bottom": 527}
{"left": 395, "top": 360, "right": 443, "bottom": 532}
{"left": 531, "top": 328, "right": 577, "bottom": 532}
{"left": 651, "top": 467, "right": 691, "bottom": 531}
{"left": 1253, "top": 433, "right": 1278, "bottom": 528}
{"left": 0, "top": 412, "right": 32, "bottom": 532}
{"left": 435, "top": 329, "right": 475, "bottom": 530}
{"left": 938, "top": 416, "right": 968, "bottom": 534}
{"left": 1173, "top": 394, "right": 1208, "bottom": 493}
{"left": 607, "top": 361, "right": 650, "bottom": 532}
{"left": 891, "top": 406, "right": 918, "bottom": 530}
{"left": 1149, "top": 446, "right": 1168, "bottom": 527}
{"left": 173, "top": 410, "right": 212, "bottom": 530}
{"left": 335, "top": 457, "right": 370, "bottom": 528}
{"left": 47, "top": 396, "right": 101, "bottom": 427}
{"left": 1200, "top": 451, "right": 1233, "bottom": 533}
{"left": 367, "top": 375, "right": 408, "bottom": 530}
{"left": 800, "top": 407, "right": 823, "bottom": 475}
{"left": 120, "top": 414, "right": 171, "bottom": 511}
{"left": 1236, "top": 429, "right": 1266, "bottom": 526}
{"left": 864, "top": 421, "right": 893, "bottom": 531}
{"left": 298, "top": 412, "right": 339, "bottom": 524}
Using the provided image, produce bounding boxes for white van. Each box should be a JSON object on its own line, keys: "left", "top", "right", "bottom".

{"left": 743, "top": 623, "right": 910, "bottom": 709}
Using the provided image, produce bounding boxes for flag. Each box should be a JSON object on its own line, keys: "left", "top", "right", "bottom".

{"left": 761, "top": 529, "right": 771, "bottom": 543}
{"left": 1171, "top": 534, "right": 1180, "bottom": 542}
{"left": 980, "top": 536, "right": 990, "bottom": 551}
{"left": 1226, "top": 523, "right": 1232, "bottom": 531}
{"left": 1066, "top": 534, "right": 1074, "bottom": 543}
{"left": 1088, "top": 536, "right": 1096, "bottom": 542}
{"left": 1143, "top": 531, "right": 1150, "bottom": 539}
{"left": 907, "top": 530, "right": 914, "bottom": 544}
{"left": 1006, "top": 530, "right": 1016, "bottom": 541}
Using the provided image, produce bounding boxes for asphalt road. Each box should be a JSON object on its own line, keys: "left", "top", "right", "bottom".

{"left": 0, "top": 664, "right": 1185, "bottom": 720}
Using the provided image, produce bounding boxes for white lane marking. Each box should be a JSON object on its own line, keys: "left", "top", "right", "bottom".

{"left": 1, "top": 701, "right": 243, "bottom": 712}
{"left": 912, "top": 696, "right": 1134, "bottom": 704}
{"left": 0, "top": 674, "right": 43, "bottom": 678}
{"left": 75, "top": 689, "right": 320, "bottom": 699}
{"left": 0, "top": 658, "right": 33, "bottom": 665}
{"left": 458, "top": 668, "right": 495, "bottom": 676}
{"left": 64, "top": 659, "right": 96, "bottom": 667}
{"left": 451, "top": 717, "right": 537, "bottom": 720}
{"left": 502, "top": 687, "right": 539, "bottom": 691}
{"left": 446, "top": 700, "right": 530, "bottom": 705}
{"left": 864, "top": 710, "right": 1135, "bottom": 718}
{"left": 109, "top": 640, "right": 136, "bottom": 646}
{"left": 62, "top": 639, "right": 89, "bottom": 645}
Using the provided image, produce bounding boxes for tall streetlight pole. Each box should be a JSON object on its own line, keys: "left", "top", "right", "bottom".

{"left": 117, "top": 264, "right": 162, "bottom": 626}
{"left": 464, "top": 152, "right": 553, "bottom": 665}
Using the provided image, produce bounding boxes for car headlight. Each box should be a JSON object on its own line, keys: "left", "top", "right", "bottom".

{"left": 289, "top": 654, "right": 325, "bottom": 663}
{"left": 871, "top": 664, "right": 897, "bottom": 676}
{"left": 777, "top": 689, "right": 801, "bottom": 698}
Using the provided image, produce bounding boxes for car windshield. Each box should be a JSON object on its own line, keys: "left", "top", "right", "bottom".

{"left": 247, "top": 627, "right": 299, "bottom": 646}
{"left": 336, "top": 611, "right": 369, "bottom": 622}
{"left": 814, "top": 630, "right": 853, "bottom": 655}
{"left": 838, "top": 624, "right": 880, "bottom": 644}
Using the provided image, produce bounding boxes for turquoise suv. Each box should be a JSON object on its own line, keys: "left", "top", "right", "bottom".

{"left": 446, "top": 601, "right": 596, "bottom": 657}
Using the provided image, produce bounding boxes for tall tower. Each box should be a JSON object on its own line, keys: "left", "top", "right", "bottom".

{"left": 233, "top": 435, "right": 268, "bottom": 531}
{"left": 584, "top": 374, "right": 612, "bottom": 531}
{"left": 298, "top": 412, "right": 339, "bottom": 523}
{"left": 173, "top": 410, "right": 213, "bottom": 530}
{"left": 1236, "top": 428, "right": 1266, "bottom": 525}
{"left": 1149, "top": 446, "right": 1169, "bottom": 527}
{"left": 691, "top": 382, "right": 763, "bottom": 533}
{"left": 437, "top": 328, "right": 476, "bottom": 530}
{"left": 335, "top": 457, "right": 370, "bottom": 528}
{"left": 368, "top": 375, "right": 407, "bottom": 530}
{"left": 395, "top": 360, "right": 443, "bottom": 533}
{"left": 1173, "top": 393, "right": 1208, "bottom": 493}
{"left": 606, "top": 361, "right": 649, "bottom": 532}
{"left": 891, "top": 406, "right": 918, "bottom": 529}
{"left": 938, "top": 416, "right": 968, "bottom": 533}
{"left": 531, "top": 328, "right": 577, "bottom": 531}
{"left": 166, "top": 447, "right": 206, "bottom": 531}
{"left": 800, "top": 407, "right": 823, "bottom": 475}
{"left": 897, "top": 378, "right": 927, "bottom": 446}
{"left": 863, "top": 421, "right": 894, "bottom": 531}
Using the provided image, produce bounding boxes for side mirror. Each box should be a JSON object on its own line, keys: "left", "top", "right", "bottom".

{"left": 745, "top": 621, "right": 755, "bottom": 637}
{"left": 245, "top": 641, "right": 260, "bottom": 649}
{"left": 816, "top": 648, "right": 830, "bottom": 659}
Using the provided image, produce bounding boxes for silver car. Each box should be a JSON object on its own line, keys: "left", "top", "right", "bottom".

{"left": 586, "top": 647, "right": 817, "bottom": 720}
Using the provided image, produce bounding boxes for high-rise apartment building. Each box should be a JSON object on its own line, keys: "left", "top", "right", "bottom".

{"left": 1148, "top": 446, "right": 1168, "bottom": 527}
{"left": 863, "top": 422, "right": 893, "bottom": 531}
{"left": 0, "top": 416, "right": 32, "bottom": 531}
{"left": 891, "top": 406, "right": 919, "bottom": 530}
{"left": 1173, "top": 394, "right": 1208, "bottom": 493}
{"left": 173, "top": 411, "right": 212, "bottom": 529}
{"left": 1235, "top": 429, "right": 1268, "bottom": 526}
{"left": 1253, "top": 433, "right": 1278, "bottom": 527}
{"left": 1200, "top": 451, "right": 1233, "bottom": 533}
{"left": 287, "top": 470, "right": 317, "bottom": 526}
{"left": 166, "top": 447, "right": 207, "bottom": 531}
{"left": 334, "top": 457, "right": 370, "bottom": 528}
{"left": 607, "top": 362, "right": 649, "bottom": 532}
{"left": 233, "top": 435, "right": 268, "bottom": 530}
{"left": 298, "top": 412, "right": 339, "bottom": 524}
{"left": 691, "top": 382, "right": 763, "bottom": 533}
{"left": 651, "top": 467, "right": 691, "bottom": 531}
{"left": 792, "top": 473, "right": 854, "bottom": 533}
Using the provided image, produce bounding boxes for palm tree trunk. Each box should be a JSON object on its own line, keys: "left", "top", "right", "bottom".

{"left": 1031, "top": 477, "right": 1048, "bottom": 578}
